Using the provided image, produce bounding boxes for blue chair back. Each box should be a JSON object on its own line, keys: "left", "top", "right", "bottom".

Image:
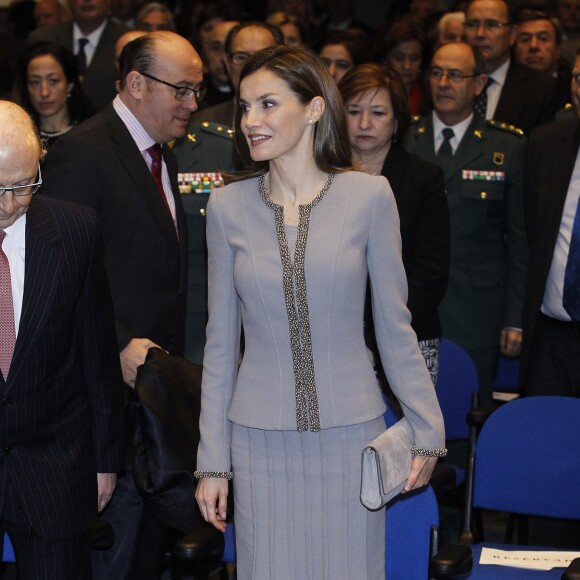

{"left": 436, "top": 339, "right": 479, "bottom": 441}
{"left": 2, "top": 533, "right": 15, "bottom": 562}
{"left": 474, "top": 396, "right": 580, "bottom": 519}
{"left": 386, "top": 486, "right": 439, "bottom": 580}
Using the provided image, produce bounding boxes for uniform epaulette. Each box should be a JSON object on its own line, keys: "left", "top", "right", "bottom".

{"left": 487, "top": 119, "right": 524, "bottom": 137}
{"left": 199, "top": 121, "right": 235, "bottom": 140}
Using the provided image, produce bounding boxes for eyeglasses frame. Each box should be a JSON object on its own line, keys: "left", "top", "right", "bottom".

{"left": 0, "top": 163, "right": 42, "bottom": 198}
{"left": 139, "top": 71, "right": 207, "bottom": 103}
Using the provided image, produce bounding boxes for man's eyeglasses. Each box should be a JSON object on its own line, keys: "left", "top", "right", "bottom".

{"left": 0, "top": 164, "right": 42, "bottom": 198}
{"left": 429, "top": 68, "right": 480, "bottom": 83}
{"left": 464, "top": 19, "right": 511, "bottom": 31}
{"left": 140, "top": 71, "right": 207, "bottom": 103}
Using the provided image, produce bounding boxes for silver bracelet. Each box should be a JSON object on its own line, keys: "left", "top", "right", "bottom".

{"left": 412, "top": 445, "right": 448, "bottom": 458}
{"left": 194, "top": 470, "right": 234, "bottom": 480}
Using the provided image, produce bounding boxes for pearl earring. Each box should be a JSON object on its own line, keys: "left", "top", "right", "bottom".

{"left": 308, "top": 118, "right": 314, "bottom": 125}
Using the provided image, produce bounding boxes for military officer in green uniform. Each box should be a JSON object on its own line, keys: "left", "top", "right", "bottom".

{"left": 172, "top": 120, "right": 236, "bottom": 363}
{"left": 405, "top": 42, "right": 529, "bottom": 403}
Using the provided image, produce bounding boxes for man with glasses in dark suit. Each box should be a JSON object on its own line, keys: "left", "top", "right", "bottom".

{"left": 0, "top": 100, "right": 123, "bottom": 580}
{"left": 41, "top": 31, "right": 203, "bottom": 579}
{"left": 464, "top": 0, "right": 558, "bottom": 135}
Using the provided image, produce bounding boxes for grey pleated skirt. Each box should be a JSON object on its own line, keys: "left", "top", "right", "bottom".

{"left": 231, "top": 416, "right": 386, "bottom": 580}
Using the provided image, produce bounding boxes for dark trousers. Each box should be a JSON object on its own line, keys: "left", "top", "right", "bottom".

{"left": 0, "top": 460, "right": 91, "bottom": 580}
{"left": 465, "top": 345, "right": 500, "bottom": 406}
{"left": 526, "top": 313, "right": 580, "bottom": 397}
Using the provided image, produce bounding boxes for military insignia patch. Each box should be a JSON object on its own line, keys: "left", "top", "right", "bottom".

{"left": 493, "top": 152, "right": 505, "bottom": 165}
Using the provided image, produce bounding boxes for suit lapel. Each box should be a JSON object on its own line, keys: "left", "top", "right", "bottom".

{"left": 6, "top": 199, "right": 63, "bottom": 390}
{"left": 494, "top": 62, "right": 519, "bottom": 122}
{"left": 104, "top": 106, "right": 179, "bottom": 245}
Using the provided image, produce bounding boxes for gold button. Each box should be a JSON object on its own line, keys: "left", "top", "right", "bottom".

{"left": 200, "top": 208, "right": 206, "bottom": 216}
{"left": 481, "top": 191, "right": 487, "bottom": 199}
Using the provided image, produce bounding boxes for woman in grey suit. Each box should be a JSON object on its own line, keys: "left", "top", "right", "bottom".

{"left": 195, "top": 45, "right": 446, "bottom": 579}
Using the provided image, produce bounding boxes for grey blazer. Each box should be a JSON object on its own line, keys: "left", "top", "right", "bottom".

{"left": 196, "top": 171, "right": 445, "bottom": 472}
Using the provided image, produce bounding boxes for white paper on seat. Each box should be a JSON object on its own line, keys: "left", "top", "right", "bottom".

{"left": 480, "top": 548, "right": 580, "bottom": 570}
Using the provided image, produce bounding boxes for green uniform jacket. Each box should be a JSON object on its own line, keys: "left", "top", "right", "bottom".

{"left": 172, "top": 121, "right": 236, "bottom": 363}
{"left": 404, "top": 115, "right": 529, "bottom": 350}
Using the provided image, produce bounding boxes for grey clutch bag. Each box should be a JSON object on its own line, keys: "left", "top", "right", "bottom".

{"left": 360, "top": 417, "right": 414, "bottom": 510}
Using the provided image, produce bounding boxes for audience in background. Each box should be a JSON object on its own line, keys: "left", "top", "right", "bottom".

{"left": 33, "top": 0, "right": 68, "bottom": 29}
{"left": 19, "top": 41, "right": 93, "bottom": 149}
{"left": 267, "top": 11, "right": 303, "bottom": 46}
{"left": 188, "top": 0, "right": 230, "bottom": 69}
{"left": 27, "top": 0, "right": 128, "bottom": 111}
{"left": 437, "top": 11, "right": 465, "bottom": 44}
{"left": 464, "top": 0, "right": 558, "bottom": 135}
{"left": 136, "top": 2, "right": 175, "bottom": 32}
{"left": 376, "top": 17, "right": 428, "bottom": 115}
{"left": 339, "top": 63, "right": 449, "bottom": 385}
{"left": 514, "top": 6, "right": 571, "bottom": 107}
{"left": 317, "top": 28, "right": 370, "bottom": 84}
{"left": 405, "top": 41, "right": 528, "bottom": 404}
{"left": 191, "top": 21, "right": 283, "bottom": 126}
{"left": 199, "top": 19, "right": 238, "bottom": 108}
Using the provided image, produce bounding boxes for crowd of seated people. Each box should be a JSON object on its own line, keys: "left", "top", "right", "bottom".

{"left": 1, "top": 0, "right": 580, "bottom": 577}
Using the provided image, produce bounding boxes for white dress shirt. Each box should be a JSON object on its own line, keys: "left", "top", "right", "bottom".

{"left": 73, "top": 20, "right": 107, "bottom": 68}
{"left": 541, "top": 147, "right": 580, "bottom": 321}
{"left": 433, "top": 112, "right": 474, "bottom": 155}
{"left": 484, "top": 58, "right": 510, "bottom": 120}
{"left": 112, "top": 95, "right": 177, "bottom": 225}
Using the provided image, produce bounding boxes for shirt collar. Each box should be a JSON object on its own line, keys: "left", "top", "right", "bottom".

{"left": 73, "top": 19, "right": 107, "bottom": 49}
{"left": 433, "top": 111, "right": 474, "bottom": 145}
{"left": 488, "top": 57, "right": 510, "bottom": 87}
{"left": 3, "top": 212, "right": 27, "bottom": 245}
{"left": 113, "top": 94, "right": 157, "bottom": 153}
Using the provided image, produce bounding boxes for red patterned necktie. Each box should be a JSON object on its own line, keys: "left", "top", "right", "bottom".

{"left": 147, "top": 144, "right": 171, "bottom": 213}
{"left": 0, "top": 230, "right": 16, "bottom": 380}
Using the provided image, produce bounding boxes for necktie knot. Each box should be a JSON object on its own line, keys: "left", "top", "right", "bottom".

{"left": 147, "top": 143, "right": 163, "bottom": 163}
{"left": 438, "top": 127, "right": 455, "bottom": 157}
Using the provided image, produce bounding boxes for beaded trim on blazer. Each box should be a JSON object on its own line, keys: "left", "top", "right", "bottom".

{"left": 257, "top": 173, "right": 334, "bottom": 432}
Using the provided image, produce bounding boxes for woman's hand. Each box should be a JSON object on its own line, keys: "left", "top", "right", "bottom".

{"left": 402, "top": 455, "right": 438, "bottom": 493}
{"left": 195, "top": 477, "right": 229, "bottom": 532}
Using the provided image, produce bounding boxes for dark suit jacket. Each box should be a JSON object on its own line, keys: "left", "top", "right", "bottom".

{"left": 405, "top": 115, "right": 529, "bottom": 350}
{"left": 0, "top": 196, "right": 124, "bottom": 542}
{"left": 381, "top": 144, "right": 450, "bottom": 340}
{"left": 28, "top": 19, "right": 129, "bottom": 111}
{"left": 41, "top": 103, "right": 188, "bottom": 355}
{"left": 494, "top": 60, "right": 558, "bottom": 136}
{"left": 521, "top": 119, "right": 580, "bottom": 384}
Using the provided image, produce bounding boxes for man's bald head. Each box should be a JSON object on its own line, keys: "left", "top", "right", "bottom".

{"left": 0, "top": 101, "right": 41, "bottom": 162}
{"left": 0, "top": 101, "right": 42, "bottom": 229}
